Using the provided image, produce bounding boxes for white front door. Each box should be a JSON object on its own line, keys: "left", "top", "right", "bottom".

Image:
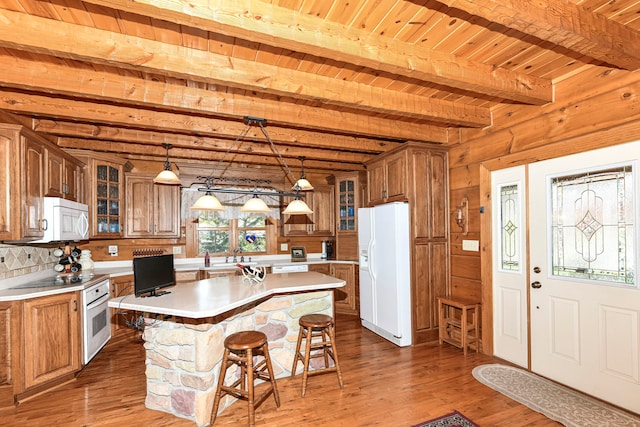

{"left": 491, "top": 166, "right": 528, "bottom": 367}
{"left": 528, "top": 142, "right": 640, "bottom": 414}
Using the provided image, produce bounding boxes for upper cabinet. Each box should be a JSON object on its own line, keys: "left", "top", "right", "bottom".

{"left": 44, "top": 146, "right": 85, "bottom": 202}
{"left": 282, "top": 184, "right": 335, "bottom": 236}
{"left": 125, "top": 174, "right": 181, "bottom": 238}
{"left": 0, "top": 123, "right": 86, "bottom": 242}
{"left": 366, "top": 150, "right": 408, "bottom": 205}
{"left": 66, "top": 151, "right": 130, "bottom": 239}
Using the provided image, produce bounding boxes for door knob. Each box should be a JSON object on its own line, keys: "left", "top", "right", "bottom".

{"left": 531, "top": 281, "right": 542, "bottom": 289}
{"left": 533, "top": 266, "right": 541, "bottom": 273}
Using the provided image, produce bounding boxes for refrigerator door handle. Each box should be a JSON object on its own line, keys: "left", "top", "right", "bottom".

{"left": 368, "top": 239, "right": 376, "bottom": 282}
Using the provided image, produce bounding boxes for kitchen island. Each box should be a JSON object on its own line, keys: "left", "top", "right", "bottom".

{"left": 108, "top": 271, "right": 345, "bottom": 426}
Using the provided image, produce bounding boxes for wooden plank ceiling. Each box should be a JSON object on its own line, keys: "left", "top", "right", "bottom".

{"left": 0, "top": 0, "right": 638, "bottom": 180}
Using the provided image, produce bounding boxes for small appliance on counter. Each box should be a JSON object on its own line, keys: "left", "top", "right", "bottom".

{"left": 321, "top": 239, "right": 335, "bottom": 260}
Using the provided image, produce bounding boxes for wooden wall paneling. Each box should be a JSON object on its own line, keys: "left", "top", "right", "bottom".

{"left": 450, "top": 253, "right": 481, "bottom": 280}
{"left": 450, "top": 276, "right": 482, "bottom": 303}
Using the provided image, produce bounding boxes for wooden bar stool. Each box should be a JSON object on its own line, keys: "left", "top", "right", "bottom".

{"left": 210, "top": 331, "right": 280, "bottom": 427}
{"left": 290, "top": 313, "right": 344, "bottom": 397}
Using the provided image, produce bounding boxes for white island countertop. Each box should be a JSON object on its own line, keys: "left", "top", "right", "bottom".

{"left": 108, "top": 271, "right": 345, "bottom": 319}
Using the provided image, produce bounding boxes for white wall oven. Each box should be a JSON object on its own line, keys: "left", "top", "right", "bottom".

{"left": 83, "top": 279, "right": 111, "bottom": 364}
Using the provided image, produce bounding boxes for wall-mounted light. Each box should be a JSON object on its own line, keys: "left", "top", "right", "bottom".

{"left": 455, "top": 196, "right": 469, "bottom": 235}
{"left": 153, "top": 143, "right": 181, "bottom": 185}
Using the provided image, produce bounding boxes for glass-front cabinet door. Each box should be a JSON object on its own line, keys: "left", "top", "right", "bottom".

{"left": 338, "top": 178, "right": 356, "bottom": 231}
{"left": 94, "top": 161, "right": 123, "bottom": 238}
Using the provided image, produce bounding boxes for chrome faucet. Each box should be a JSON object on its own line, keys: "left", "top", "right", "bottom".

{"left": 233, "top": 248, "right": 242, "bottom": 263}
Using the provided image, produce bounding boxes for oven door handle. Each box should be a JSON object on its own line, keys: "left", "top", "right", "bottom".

{"left": 87, "top": 291, "right": 109, "bottom": 308}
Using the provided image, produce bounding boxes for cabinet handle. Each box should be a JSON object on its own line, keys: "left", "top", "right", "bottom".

{"left": 73, "top": 299, "right": 78, "bottom": 312}
{"left": 41, "top": 218, "right": 48, "bottom": 231}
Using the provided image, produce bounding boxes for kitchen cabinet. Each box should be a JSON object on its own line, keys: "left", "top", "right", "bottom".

{"left": 366, "top": 143, "right": 449, "bottom": 344}
{"left": 175, "top": 270, "right": 202, "bottom": 285}
{"left": 125, "top": 174, "right": 180, "bottom": 238}
{"left": 334, "top": 172, "right": 366, "bottom": 260}
{"left": 308, "top": 263, "right": 359, "bottom": 316}
{"left": 366, "top": 150, "right": 407, "bottom": 205}
{"left": 0, "top": 301, "right": 17, "bottom": 408}
{"left": 110, "top": 275, "right": 137, "bottom": 342}
{"left": 0, "top": 124, "right": 45, "bottom": 241}
{"left": 330, "top": 263, "right": 359, "bottom": 316}
{"left": 66, "top": 151, "right": 130, "bottom": 239}
{"left": 308, "top": 263, "right": 330, "bottom": 275}
{"left": 0, "top": 292, "right": 84, "bottom": 407}
{"left": 44, "top": 147, "right": 85, "bottom": 202}
{"left": 282, "top": 184, "right": 335, "bottom": 236}
{"left": 22, "top": 291, "right": 81, "bottom": 390}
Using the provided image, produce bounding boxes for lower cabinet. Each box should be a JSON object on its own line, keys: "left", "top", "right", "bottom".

{"left": 110, "top": 275, "right": 138, "bottom": 341}
{"left": 23, "top": 292, "right": 81, "bottom": 390}
{"left": 330, "top": 264, "right": 359, "bottom": 316}
{"left": 0, "top": 291, "right": 82, "bottom": 407}
{"left": 308, "top": 263, "right": 359, "bottom": 316}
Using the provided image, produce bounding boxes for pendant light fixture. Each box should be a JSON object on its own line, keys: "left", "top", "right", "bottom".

{"left": 240, "top": 193, "right": 272, "bottom": 213}
{"left": 190, "top": 190, "right": 225, "bottom": 211}
{"left": 190, "top": 116, "right": 314, "bottom": 215}
{"left": 153, "top": 143, "right": 181, "bottom": 185}
{"left": 292, "top": 156, "right": 314, "bottom": 191}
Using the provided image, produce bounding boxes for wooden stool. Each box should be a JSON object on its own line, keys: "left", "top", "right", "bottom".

{"left": 290, "top": 313, "right": 344, "bottom": 397}
{"left": 210, "top": 331, "right": 280, "bottom": 427}
{"left": 437, "top": 296, "right": 481, "bottom": 355}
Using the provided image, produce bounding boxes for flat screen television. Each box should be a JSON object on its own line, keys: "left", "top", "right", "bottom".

{"left": 133, "top": 254, "right": 175, "bottom": 297}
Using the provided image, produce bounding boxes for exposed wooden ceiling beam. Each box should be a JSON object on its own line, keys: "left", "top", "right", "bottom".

{"left": 56, "top": 134, "right": 374, "bottom": 164}
{"left": 82, "top": 0, "right": 553, "bottom": 105}
{"left": 0, "top": 8, "right": 491, "bottom": 127}
{"left": 438, "top": 0, "right": 640, "bottom": 70}
{"left": 0, "top": 90, "right": 431, "bottom": 148}
{"left": 62, "top": 139, "right": 362, "bottom": 172}
{"left": 0, "top": 54, "right": 448, "bottom": 143}
{"left": 35, "top": 120, "right": 392, "bottom": 157}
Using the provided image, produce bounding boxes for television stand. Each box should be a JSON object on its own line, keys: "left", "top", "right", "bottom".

{"left": 146, "top": 290, "right": 171, "bottom": 297}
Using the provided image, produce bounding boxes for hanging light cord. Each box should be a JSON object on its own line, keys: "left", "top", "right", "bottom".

{"left": 255, "top": 119, "right": 297, "bottom": 186}
{"left": 202, "top": 122, "right": 253, "bottom": 188}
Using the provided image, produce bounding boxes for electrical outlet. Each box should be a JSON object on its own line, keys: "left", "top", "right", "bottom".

{"left": 108, "top": 245, "right": 118, "bottom": 256}
{"left": 280, "top": 243, "right": 288, "bottom": 251}
{"left": 172, "top": 246, "right": 182, "bottom": 255}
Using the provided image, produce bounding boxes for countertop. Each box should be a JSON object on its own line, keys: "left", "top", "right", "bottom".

{"left": 108, "top": 271, "right": 345, "bottom": 318}
{"left": 0, "top": 255, "right": 356, "bottom": 301}
{"left": 93, "top": 255, "right": 357, "bottom": 278}
{"left": 0, "top": 273, "right": 109, "bottom": 301}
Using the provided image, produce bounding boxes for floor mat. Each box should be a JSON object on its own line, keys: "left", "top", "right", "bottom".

{"left": 472, "top": 364, "right": 640, "bottom": 427}
{"left": 411, "top": 410, "right": 478, "bottom": 427}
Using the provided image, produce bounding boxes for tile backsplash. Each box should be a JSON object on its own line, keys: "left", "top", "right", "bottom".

{"left": 0, "top": 244, "right": 58, "bottom": 280}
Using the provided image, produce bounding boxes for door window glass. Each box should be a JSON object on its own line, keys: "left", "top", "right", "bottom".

{"left": 499, "top": 184, "right": 520, "bottom": 271}
{"left": 550, "top": 165, "right": 634, "bottom": 285}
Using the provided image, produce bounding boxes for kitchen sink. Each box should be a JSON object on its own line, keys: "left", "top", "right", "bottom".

{"left": 207, "top": 261, "right": 258, "bottom": 269}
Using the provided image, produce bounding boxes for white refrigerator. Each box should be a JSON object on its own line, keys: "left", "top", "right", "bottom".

{"left": 358, "top": 202, "right": 412, "bottom": 347}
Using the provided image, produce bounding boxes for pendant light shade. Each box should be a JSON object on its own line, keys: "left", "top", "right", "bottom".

{"left": 154, "top": 143, "right": 181, "bottom": 185}
{"left": 283, "top": 198, "right": 313, "bottom": 215}
{"left": 292, "top": 156, "right": 314, "bottom": 191}
{"left": 154, "top": 169, "right": 181, "bottom": 185}
{"left": 190, "top": 193, "right": 225, "bottom": 211}
{"left": 240, "top": 195, "right": 271, "bottom": 213}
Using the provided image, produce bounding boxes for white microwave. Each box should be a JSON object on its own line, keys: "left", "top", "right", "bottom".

{"left": 33, "top": 197, "right": 90, "bottom": 242}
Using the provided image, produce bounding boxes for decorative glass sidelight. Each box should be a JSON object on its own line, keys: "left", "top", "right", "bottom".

{"left": 499, "top": 184, "right": 520, "bottom": 271}
{"left": 550, "top": 165, "right": 635, "bottom": 285}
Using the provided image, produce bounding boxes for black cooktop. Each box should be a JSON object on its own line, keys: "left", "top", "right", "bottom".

{"left": 10, "top": 274, "right": 97, "bottom": 289}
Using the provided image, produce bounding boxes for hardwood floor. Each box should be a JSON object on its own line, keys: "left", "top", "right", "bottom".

{"left": 0, "top": 315, "right": 559, "bottom": 426}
